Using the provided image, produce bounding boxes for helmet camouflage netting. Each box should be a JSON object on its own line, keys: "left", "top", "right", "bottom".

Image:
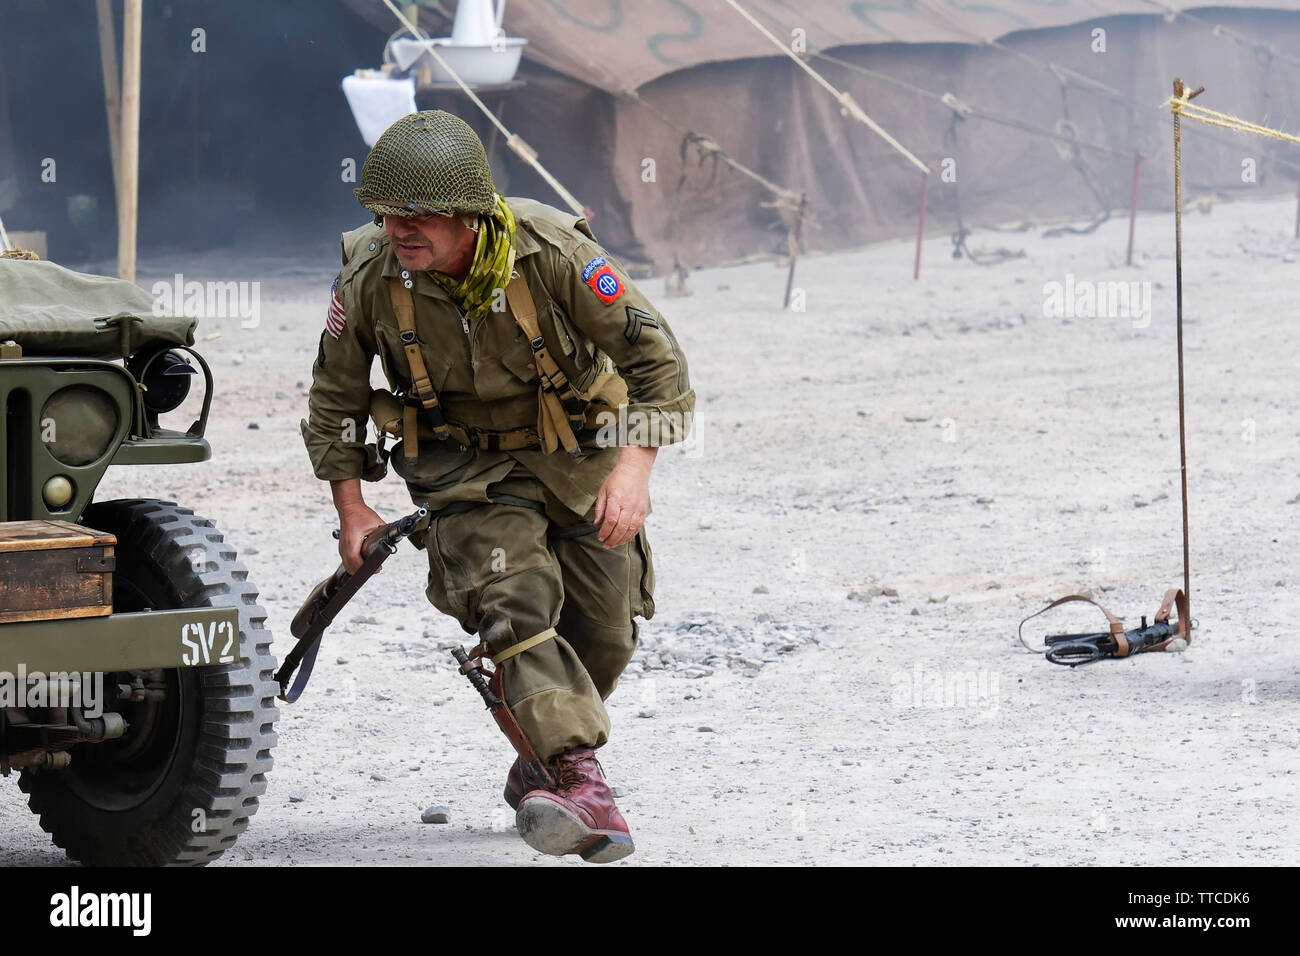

{"left": 354, "top": 110, "right": 497, "bottom": 218}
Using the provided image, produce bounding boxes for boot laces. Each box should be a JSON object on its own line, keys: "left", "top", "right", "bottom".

{"left": 555, "top": 758, "right": 587, "bottom": 792}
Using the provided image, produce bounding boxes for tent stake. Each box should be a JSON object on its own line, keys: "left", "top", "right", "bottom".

{"left": 1126, "top": 150, "right": 1143, "bottom": 266}
{"left": 913, "top": 170, "right": 929, "bottom": 279}
{"left": 782, "top": 193, "right": 806, "bottom": 309}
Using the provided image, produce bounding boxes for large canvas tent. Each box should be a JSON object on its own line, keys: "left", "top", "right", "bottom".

{"left": 346, "top": 0, "right": 1300, "bottom": 273}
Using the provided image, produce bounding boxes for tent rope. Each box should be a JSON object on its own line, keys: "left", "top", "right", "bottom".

{"left": 378, "top": 0, "right": 587, "bottom": 217}
{"left": 1166, "top": 93, "right": 1300, "bottom": 144}
{"left": 721, "top": 0, "right": 930, "bottom": 174}
{"left": 1143, "top": 1, "right": 1300, "bottom": 73}
{"left": 621, "top": 88, "right": 808, "bottom": 278}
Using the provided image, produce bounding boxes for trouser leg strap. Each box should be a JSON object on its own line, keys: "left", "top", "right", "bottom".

{"left": 491, "top": 626, "right": 558, "bottom": 665}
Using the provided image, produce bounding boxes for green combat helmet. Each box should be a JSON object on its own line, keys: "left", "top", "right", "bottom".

{"left": 355, "top": 110, "right": 497, "bottom": 219}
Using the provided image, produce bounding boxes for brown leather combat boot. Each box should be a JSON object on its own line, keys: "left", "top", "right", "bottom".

{"left": 504, "top": 758, "right": 525, "bottom": 811}
{"left": 515, "top": 747, "right": 634, "bottom": 863}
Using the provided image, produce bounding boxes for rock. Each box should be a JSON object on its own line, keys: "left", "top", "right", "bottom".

{"left": 910, "top": 608, "right": 921, "bottom": 616}
{"left": 612, "top": 786, "right": 631, "bottom": 798}
{"left": 698, "top": 726, "right": 715, "bottom": 733}
{"left": 928, "top": 592, "right": 949, "bottom": 604}
{"left": 882, "top": 587, "right": 898, "bottom": 597}
{"left": 756, "top": 612, "right": 774, "bottom": 623}
{"left": 289, "top": 791, "right": 306, "bottom": 803}
{"left": 847, "top": 591, "right": 872, "bottom": 603}
{"left": 336, "top": 657, "right": 347, "bottom": 665}
{"left": 370, "top": 772, "right": 388, "bottom": 782}
{"left": 637, "top": 708, "right": 655, "bottom": 718}
{"left": 421, "top": 806, "right": 451, "bottom": 824}
{"left": 275, "top": 391, "right": 290, "bottom": 400}
{"left": 247, "top": 422, "right": 260, "bottom": 430}
{"left": 753, "top": 585, "right": 770, "bottom": 594}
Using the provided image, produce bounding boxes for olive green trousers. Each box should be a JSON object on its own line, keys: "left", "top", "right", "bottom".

{"left": 421, "top": 476, "right": 653, "bottom": 762}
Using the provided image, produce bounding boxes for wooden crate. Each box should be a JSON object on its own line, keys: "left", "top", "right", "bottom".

{"left": 0, "top": 521, "right": 115, "bottom": 624}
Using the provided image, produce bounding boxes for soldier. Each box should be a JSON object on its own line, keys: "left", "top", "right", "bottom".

{"left": 301, "top": 111, "right": 694, "bottom": 863}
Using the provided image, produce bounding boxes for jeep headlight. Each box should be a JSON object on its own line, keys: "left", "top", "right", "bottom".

{"left": 130, "top": 349, "right": 196, "bottom": 414}
{"left": 40, "top": 385, "right": 120, "bottom": 466}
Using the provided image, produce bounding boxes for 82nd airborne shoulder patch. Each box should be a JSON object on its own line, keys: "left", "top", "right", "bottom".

{"left": 582, "top": 257, "right": 624, "bottom": 306}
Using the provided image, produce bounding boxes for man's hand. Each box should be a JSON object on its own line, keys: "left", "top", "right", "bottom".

{"left": 331, "top": 479, "right": 387, "bottom": 573}
{"left": 594, "top": 446, "right": 658, "bottom": 549}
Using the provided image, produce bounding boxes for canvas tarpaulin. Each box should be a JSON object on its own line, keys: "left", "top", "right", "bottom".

{"left": 0, "top": 259, "right": 194, "bottom": 358}
{"left": 354, "top": 1, "right": 1296, "bottom": 92}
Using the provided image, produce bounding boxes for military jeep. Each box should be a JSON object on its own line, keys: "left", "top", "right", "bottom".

{"left": 0, "top": 258, "right": 277, "bottom": 865}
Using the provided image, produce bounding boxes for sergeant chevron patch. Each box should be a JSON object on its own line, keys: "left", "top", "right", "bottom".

{"left": 623, "top": 305, "right": 658, "bottom": 345}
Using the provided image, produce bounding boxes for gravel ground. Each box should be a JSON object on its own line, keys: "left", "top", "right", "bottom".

{"left": 3, "top": 193, "right": 1298, "bottom": 866}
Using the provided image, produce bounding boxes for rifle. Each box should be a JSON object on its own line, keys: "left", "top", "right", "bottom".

{"left": 1019, "top": 589, "right": 1190, "bottom": 668}
{"left": 277, "top": 505, "right": 428, "bottom": 702}
{"left": 451, "top": 645, "right": 556, "bottom": 791}
{"left": 1043, "top": 616, "right": 1180, "bottom": 666}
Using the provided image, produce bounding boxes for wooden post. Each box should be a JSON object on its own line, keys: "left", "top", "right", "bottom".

{"left": 95, "top": 0, "right": 122, "bottom": 208}
{"left": 913, "top": 170, "right": 929, "bottom": 280}
{"left": 118, "top": 0, "right": 142, "bottom": 282}
{"left": 1126, "top": 150, "right": 1144, "bottom": 267}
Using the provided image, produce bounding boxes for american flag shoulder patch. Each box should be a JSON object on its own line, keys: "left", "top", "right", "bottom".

{"left": 325, "top": 277, "right": 346, "bottom": 339}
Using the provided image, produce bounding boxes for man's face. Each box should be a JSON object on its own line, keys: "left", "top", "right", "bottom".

{"left": 384, "top": 212, "right": 473, "bottom": 274}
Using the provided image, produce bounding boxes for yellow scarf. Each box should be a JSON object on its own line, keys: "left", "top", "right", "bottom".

{"left": 428, "top": 194, "right": 516, "bottom": 322}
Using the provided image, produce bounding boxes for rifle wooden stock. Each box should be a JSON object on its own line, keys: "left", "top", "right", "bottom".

{"left": 452, "top": 645, "right": 555, "bottom": 791}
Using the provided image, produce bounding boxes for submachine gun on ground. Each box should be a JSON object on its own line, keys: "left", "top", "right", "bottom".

{"left": 1019, "top": 590, "right": 1190, "bottom": 667}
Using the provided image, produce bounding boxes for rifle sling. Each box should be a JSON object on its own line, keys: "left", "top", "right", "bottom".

{"left": 277, "top": 538, "right": 392, "bottom": 702}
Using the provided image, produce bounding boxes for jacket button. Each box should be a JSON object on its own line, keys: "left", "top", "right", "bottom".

{"left": 368, "top": 242, "right": 376, "bottom": 251}
{"left": 403, "top": 279, "right": 413, "bottom": 289}
{"left": 401, "top": 270, "right": 410, "bottom": 279}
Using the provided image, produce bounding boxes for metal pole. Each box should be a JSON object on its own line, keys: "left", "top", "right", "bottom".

{"left": 1126, "top": 150, "right": 1143, "bottom": 267}
{"left": 782, "top": 193, "right": 806, "bottom": 310}
{"left": 117, "top": 0, "right": 142, "bottom": 282}
{"left": 1294, "top": 171, "right": 1300, "bottom": 240}
{"left": 1172, "top": 79, "right": 1197, "bottom": 617}
{"left": 913, "top": 170, "right": 929, "bottom": 280}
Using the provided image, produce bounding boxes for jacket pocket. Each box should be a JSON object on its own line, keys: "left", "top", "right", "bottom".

{"left": 376, "top": 321, "right": 454, "bottom": 394}
{"left": 632, "top": 527, "right": 655, "bottom": 620}
{"left": 498, "top": 330, "right": 539, "bottom": 385}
